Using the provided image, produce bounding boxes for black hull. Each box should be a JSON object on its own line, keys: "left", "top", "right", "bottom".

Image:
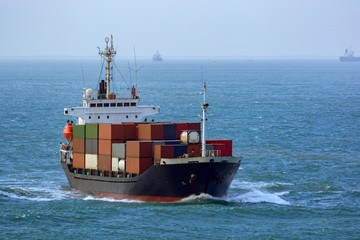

{"left": 61, "top": 161, "right": 240, "bottom": 202}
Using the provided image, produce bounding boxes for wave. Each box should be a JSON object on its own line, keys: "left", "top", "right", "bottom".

{"left": 228, "top": 180, "right": 291, "bottom": 205}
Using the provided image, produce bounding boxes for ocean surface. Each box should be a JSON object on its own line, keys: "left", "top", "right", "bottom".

{"left": 0, "top": 59, "right": 359, "bottom": 239}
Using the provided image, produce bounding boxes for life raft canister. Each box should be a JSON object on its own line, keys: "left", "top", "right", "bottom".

{"left": 63, "top": 122, "right": 73, "bottom": 141}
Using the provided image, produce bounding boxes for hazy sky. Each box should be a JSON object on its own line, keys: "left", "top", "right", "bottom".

{"left": 0, "top": 0, "right": 359, "bottom": 59}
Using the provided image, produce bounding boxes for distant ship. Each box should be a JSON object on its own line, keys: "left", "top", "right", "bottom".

{"left": 339, "top": 47, "right": 360, "bottom": 62}
{"left": 152, "top": 51, "right": 163, "bottom": 62}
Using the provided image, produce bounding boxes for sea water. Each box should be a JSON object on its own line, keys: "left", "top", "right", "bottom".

{"left": 0, "top": 59, "right": 359, "bottom": 239}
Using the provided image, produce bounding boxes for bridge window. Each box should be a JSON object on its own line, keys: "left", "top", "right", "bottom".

{"left": 107, "top": 116, "right": 109, "bottom": 119}
{"left": 111, "top": 103, "right": 116, "bottom": 107}
{"left": 135, "top": 115, "right": 138, "bottom": 118}
{"left": 98, "top": 116, "right": 100, "bottom": 119}
{"left": 89, "top": 116, "right": 91, "bottom": 119}
{"left": 97, "top": 103, "right": 102, "bottom": 107}
{"left": 126, "top": 115, "right": 128, "bottom": 118}
{"left": 124, "top": 103, "right": 130, "bottom": 107}
{"left": 104, "top": 103, "right": 109, "bottom": 107}
{"left": 117, "top": 103, "right": 123, "bottom": 107}
{"left": 131, "top": 102, "right": 136, "bottom": 106}
{"left": 90, "top": 103, "right": 96, "bottom": 107}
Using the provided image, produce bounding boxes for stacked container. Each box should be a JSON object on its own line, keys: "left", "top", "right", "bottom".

{"left": 126, "top": 141, "right": 153, "bottom": 174}
{"left": 85, "top": 123, "right": 98, "bottom": 169}
{"left": 72, "top": 125, "right": 86, "bottom": 168}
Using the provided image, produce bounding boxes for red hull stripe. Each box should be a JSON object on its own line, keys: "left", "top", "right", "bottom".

{"left": 94, "top": 192, "right": 183, "bottom": 202}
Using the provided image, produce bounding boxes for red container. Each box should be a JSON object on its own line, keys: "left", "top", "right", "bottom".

{"left": 213, "top": 144, "right": 227, "bottom": 157}
{"left": 138, "top": 124, "right": 164, "bottom": 140}
{"left": 187, "top": 122, "right": 201, "bottom": 131}
{"left": 187, "top": 144, "right": 201, "bottom": 157}
{"left": 73, "top": 153, "right": 85, "bottom": 169}
{"left": 98, "top": 154, "right": 112, "bottom": 171}
{"left": 126, "top": 141, "right": 153, "bottom": 158}
{"left": 126, "top": 157, "right": 153, "bottom": 174}
{"left": 154, "top": 145, "right": 174, "bottom": 160}
{"left": 176, "top": 123, "right": 188, "bottom": 138}
{"left": 206, "top": 139, "right": 232, "bottom": 156}
{"left": 73, "top": 138, "right": 85, "bottom": 153}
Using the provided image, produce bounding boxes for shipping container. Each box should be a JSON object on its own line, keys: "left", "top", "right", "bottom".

{"left": 126, "top": 157, "right": 153, "bottom": 174}
{"left": 86, "top": 123, "right": 98, "bottom": 139}
{"left": 164, "top": 140, "right": 180, "bottom": 145}
{"left": 163, "top": 123, "right": 177, "bottom": 140}
{"left": 99, "top": 124, "right": 136, "bottom": 140}
{"left": 126, "top": 141, "right": 153, "bottom": 158}
{"left": 112, "top": 143, "right": 126, "bottom": 158}
{"left": 85, "top": 138, "right": 98, "bottom": 154}
{"left": 99, "top": 139, "right": 112, "bottom": 155}
{"left": 118, "top": 159, "right": 126, "bottom": 171}
{"left": 72, "top": 153, "right": 85, "bottom": 169}
{"left": 206, "top": 139, "right": 232, "bottom": 156}
{"left": 112, "top": 157, "right": 119, "bottom": 172}
{"left": 154, "top": 145, "right": 174, "bottom": 160}
{"left": 73, "top": 125, "right": 86, "bottom": 139}
{"left": 173, "top": 145, "right": 188, "bottom": 158}
{"left": 85, "top": 154, "right": 98, "bottom": 170}
{"left": 187, "top": 122, "right": 201, "bottom": 131}
{"left": 98, "top": 154, "right": 112, "bottom": 171}
{"left": 176, "top": 123, "right": 187, "bottom": 139}
{"left": 73, "top": 138, "right": 85, "bottom": 153}
{"left": 213, "top": 144, "right": 227, "bottom": 157}
{"left": 138, "top": 124, "right": 164, "bottom": 140}
{"left": 187, "top": 144, "right": 201, "bottom": 157}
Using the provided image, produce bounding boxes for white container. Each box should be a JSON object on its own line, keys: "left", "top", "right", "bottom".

{"left": 112, "top": 143, "right": 126, "bottom": 158}
{"left": 112, "top": 157, "right": 119, "bottom": 172}
{"left": 118, "top": 159, "right": 126, "bottom": 171}
{"left": 85, "top": 154, "right": 98, "bottom": 170}
{"left": 180, "top": 130, "right": 200, "bottom": 144}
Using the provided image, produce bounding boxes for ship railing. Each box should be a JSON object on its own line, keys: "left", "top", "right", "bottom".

{"left": 204, "top": 150, "right": 221, "bottom": 157}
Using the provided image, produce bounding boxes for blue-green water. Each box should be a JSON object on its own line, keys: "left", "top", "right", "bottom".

{"left": 0, "top": 59, "right": 359, "bottom": 239}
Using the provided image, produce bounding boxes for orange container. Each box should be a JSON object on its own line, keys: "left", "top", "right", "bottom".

{"left": 98, "top": 139, "right": 112, "bottom": 155}
{"left": 73, "top": 138, "right": 85, "bottom": 153}
{"left": 98, "top": 154, "right": 112, "bottom": 171}
{"left": 99, "top": 124, "right": 137, "bottom": 140}
{"left": 154, "top": 145, "right": 174, "bottom": 160}
{"left": 126, "top": 141, "right": 153, "bottom": 158}
{"left": 126, "top": 157, "right": 153, "bottom": 174}
{"left": 73, "top": 153, "right": 85, "bottom": 169}
{"left": 138, "top": 124, "right": 164, "bottom": 140}
{"left": 187, "top": 144, "right": 201, "bottom": 157}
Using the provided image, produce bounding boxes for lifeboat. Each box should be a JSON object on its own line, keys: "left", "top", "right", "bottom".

{"left": 63, "top": 122, "right": 73, "bottom": 141}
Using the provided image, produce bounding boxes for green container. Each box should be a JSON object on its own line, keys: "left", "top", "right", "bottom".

{"left": 73, "top": 125, "right": 86, "bottom": 139}
{"left": 86, "top": 123, "right": 99, "bottom": 139}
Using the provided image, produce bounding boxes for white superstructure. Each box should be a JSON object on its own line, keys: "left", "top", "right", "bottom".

{"left": 64, "top": 36, "right": 160, "bottom": 125}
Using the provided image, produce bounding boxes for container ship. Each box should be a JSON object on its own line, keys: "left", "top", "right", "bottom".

{"left": 152, "top": 50, "right": 163, "bottom": 62}
{"left": 60, "top": 36, "right": 242, "bottom": 202}
{"left": 339, "top": 47, "right": 360, "bottom": 62}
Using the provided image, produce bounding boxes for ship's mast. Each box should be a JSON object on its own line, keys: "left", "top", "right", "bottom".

{"left": 202, "top": 82, "right": 208, "bottom": 157}
{"left": 98, "top": 35, "right": 116, "bottom": 99}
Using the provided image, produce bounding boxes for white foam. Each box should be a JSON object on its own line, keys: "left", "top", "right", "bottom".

{"left": 178, "top": 193, "right": 217, "bottom": 202}
{"left": 228, "top": 189, "right": 290, "bottom": 205}
{"left": 228, "top": 180, "right": 291, "bottom": 205}
{"left": 83, "top": 195, "right": 144, "bottom": 203}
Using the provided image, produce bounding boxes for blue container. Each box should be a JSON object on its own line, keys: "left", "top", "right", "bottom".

{"left": 173, "top": 145, "right": 187, "bottom": 158}
{"left": 163, "top": 124, "right": 177, "bottom": 140}
{"left": 165, "top": 140, "right": 180, "bottom": 145}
